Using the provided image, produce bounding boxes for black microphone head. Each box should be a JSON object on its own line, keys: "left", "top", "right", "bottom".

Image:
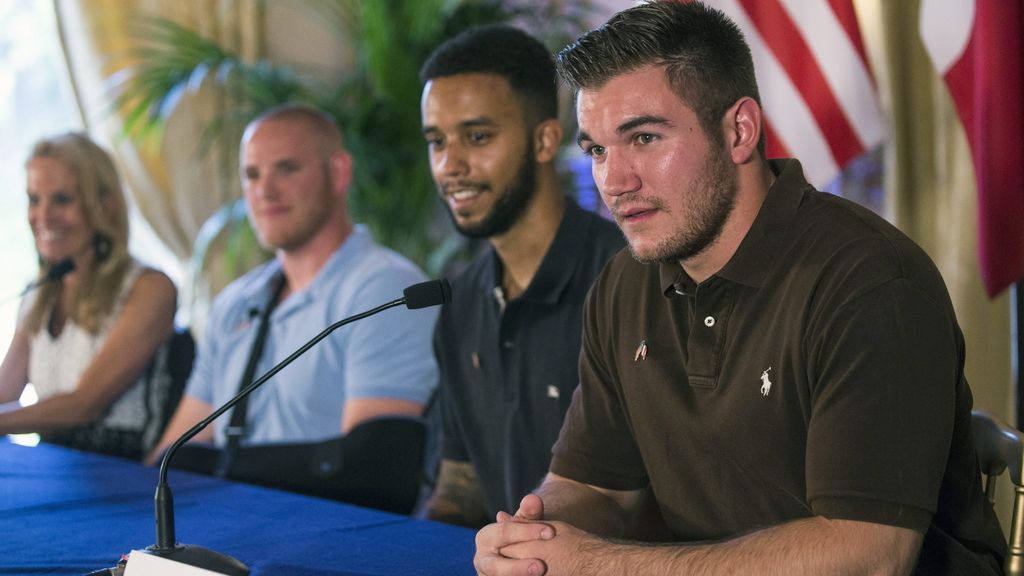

{"left": 45, "top": 259, "right": 75, "bottom": 281}
{"left": 403, "top": 278, "right": 452, "bottom": 309}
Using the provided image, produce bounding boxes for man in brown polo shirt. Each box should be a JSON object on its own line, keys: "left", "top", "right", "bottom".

{"left": 472, "top": 2, "right": 1006, "bottom": 575}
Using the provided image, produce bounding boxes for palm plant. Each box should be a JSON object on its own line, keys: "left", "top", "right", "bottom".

{"left": 111, "top": 0, "right": 594, "bottom": 278}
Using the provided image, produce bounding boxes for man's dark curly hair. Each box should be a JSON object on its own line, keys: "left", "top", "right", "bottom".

{"left": 420, "top": 25, "right": 558, "bottom": 124}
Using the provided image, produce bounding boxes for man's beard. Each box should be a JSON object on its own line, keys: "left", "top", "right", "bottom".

{"left": 628, "top": 148, "right": 738, "bottom": 265}
{"left": 445, "top": 147, "right": 538, "bottom": 240}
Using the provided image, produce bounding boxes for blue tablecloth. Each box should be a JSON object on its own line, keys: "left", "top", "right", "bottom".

{"left": 0, "top": 441, "right": 476, "bottom": 575}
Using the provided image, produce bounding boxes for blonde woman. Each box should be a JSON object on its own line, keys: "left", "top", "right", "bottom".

{"left": 0, "top": 133, "right": 176, "bottom": 460}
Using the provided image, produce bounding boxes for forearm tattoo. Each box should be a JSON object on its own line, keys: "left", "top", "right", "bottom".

{"left": 426, "top": 459, "right": 490, "bottom": 528}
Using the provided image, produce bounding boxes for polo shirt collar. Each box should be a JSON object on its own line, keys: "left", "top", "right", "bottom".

{"left": 237, "top": 224, "right": 373, "bottom": 316}
{"left": 659, "top": 262, "right": 690, "bottom": 297}
{"left": 479, "top": 196, "right": 589, "bottom": 305}
{"left": 718, "top": 159, "right": 808, "bottom": 288}
{"left": 660, "top": 158, "right": 810, "bottom": 296}
{"left": 301, "top": 224, "right": 372, "bottom": 304}
{"left": 236, "top": 261, "right": 282, "bottom": 316}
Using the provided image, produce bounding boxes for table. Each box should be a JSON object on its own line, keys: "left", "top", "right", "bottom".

{"left": 0, "top": 441, "right": 476, "bottom": 575}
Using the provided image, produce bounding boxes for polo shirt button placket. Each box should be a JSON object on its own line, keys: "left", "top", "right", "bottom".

{"left": 499, "top": 338, "right": 516, "bottom": 402}
{"left": 687, "top": 284, "right": 724, "bottom": 388}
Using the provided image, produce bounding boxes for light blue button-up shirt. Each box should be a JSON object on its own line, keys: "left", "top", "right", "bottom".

{"left": 188, "top": 225, "right": 439, "bottom": 446}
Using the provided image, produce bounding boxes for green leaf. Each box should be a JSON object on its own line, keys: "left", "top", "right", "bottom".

{"left": 107, "top": 1, "right": 598, "bottom": 278}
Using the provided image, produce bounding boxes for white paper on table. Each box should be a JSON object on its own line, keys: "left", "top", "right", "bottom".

{"left": 123, "top": 550, "right": 229, "bottom": 576}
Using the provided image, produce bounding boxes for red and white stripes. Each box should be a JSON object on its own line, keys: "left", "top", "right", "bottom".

{"left": 709, "top": 0, "right": 886, "bottom": 187}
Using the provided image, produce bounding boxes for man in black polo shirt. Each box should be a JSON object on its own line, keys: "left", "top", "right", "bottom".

{"left": 419, "top": 26, "right": 624, "bottom": 527}
{"left": 473, "top": 3, "right": 1006, "bottom": 575}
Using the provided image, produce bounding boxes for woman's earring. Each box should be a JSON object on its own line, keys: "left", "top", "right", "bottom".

{"left": 93, "top": 234, "right": 113, "bottom": 262}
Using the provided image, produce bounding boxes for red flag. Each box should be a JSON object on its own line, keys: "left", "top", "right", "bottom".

{"left": 921, "top": 0, "right": 1024, "bottom": 298}
{"left": 709, "top": 0, "right": 886, "bottom": 188}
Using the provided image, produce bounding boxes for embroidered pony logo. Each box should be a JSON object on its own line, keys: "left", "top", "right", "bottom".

{"left": 760, "top": 367, "right": 773, "bottom": 397}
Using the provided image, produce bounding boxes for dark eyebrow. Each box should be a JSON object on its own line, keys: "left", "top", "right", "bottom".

{"left": 617, "top": 115, "right": 671, "bottom": 134}
{"left": 460, "top": 117, "right": 497, "bottom": 128}
{"left": 422, "top": 117, "right": 497, "bottom": 136}
{"left": 576, "top": 115, "right": 672, "bottom": 147}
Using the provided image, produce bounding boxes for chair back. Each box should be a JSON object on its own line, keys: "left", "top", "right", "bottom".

{"left": 41, "top": 328, "right": 195, "bottom": 460}
{"left": 972, "top": 409, "right": 1024, "bottom": 576}
{"left": 141, "top": 328, "right": 195, "bottom": 453}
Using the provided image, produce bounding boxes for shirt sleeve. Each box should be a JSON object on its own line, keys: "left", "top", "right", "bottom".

{"left": 341, "top": 265, "right": 439, "bottom": 406}
{"left": 435, "top": 316, "right": 469, "bottom": 462}
{"left": 804, "top": 276, "right": 957, "bottom": 532}
{"left": 550, "top": 272, "right": 649, "bottom": 491}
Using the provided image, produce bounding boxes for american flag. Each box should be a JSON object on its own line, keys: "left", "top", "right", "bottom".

{"left": 707, "top": 0, "right": 887, "bottom": 188}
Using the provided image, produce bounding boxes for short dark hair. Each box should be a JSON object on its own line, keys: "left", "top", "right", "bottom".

{"left": 557, "top": 1, "right": 763, "bottom": 152}
{"left": 420, "top": 25, "right": 558, "bottom": 124}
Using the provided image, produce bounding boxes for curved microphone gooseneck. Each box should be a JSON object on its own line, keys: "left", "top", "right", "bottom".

{"left": 141, "top": 278, "right": 452, "bottom": 575}
{"left": 0, "top": 258, "right": 76, "bottom": 307}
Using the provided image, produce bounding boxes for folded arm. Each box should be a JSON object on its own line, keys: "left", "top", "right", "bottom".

{"left": 475, "top": 473, "right": 645, "bottom": 575}
{"left": 0, "top": 271, "right": 176, "bottom": 434}
{"left": 425, "top": 458, "right": 490, "bottom": 528}
{"left": 0, "top": 328, "right": 31, "bottom": 404}
{"left": 341, "top": 397, "right": 424, "bottom": 434}
{"left": 339, "top": 274, "right": 436, "bottom": 434}
{"left": 479, "top": 473, "right": 922, "bottom": 576}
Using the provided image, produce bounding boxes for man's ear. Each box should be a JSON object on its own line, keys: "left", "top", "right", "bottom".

{"left": 533, "top": 118, "right": 563, "bottom": 164}
{"left": 725, "top": 97, "right": 762, "bottom": 165}
{"left": 330, "top": 150, "right": 354, "bottom": 198}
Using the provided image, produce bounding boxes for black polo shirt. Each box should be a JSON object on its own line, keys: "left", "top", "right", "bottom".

{"left": 551, "top": 159, "right": 1005, "bottom": 574}
{"left": 435, "top": 197, "right": 624, "bottom": 517}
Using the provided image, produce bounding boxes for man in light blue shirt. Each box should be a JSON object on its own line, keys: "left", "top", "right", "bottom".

{"left": 151, "top": 104, "right": 437, "bottom": 457}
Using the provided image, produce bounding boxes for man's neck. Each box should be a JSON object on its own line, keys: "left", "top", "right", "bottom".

{"left": 490, "top": 175, "right": 566, "bottom": 301}
{"left": 278, "top": 221, "right": 353, "bottom": 294}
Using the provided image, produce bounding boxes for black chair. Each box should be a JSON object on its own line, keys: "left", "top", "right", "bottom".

{"left": 42, "top": 328, "right": 195, "bottom": 461}
{"left": 972, "top": 409, "right": 1024, "bottom": 576}
{"left": 140, "top": 327, "right": 196, "bottom": 452}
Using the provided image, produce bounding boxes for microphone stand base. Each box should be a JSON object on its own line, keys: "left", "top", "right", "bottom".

{"left": 141, "top": 544, "right": 249, "bottom": 575}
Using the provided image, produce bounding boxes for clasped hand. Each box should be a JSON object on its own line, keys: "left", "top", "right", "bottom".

{"left": 474, "top": 494, "right": 600, "bottom": 576}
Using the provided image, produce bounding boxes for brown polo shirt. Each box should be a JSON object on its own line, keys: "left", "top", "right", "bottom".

{"left": 551, "top": 159, "right": 1005, "bottom": 573}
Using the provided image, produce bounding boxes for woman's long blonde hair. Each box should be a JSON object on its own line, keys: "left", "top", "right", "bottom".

{"left": 24, "top": 133, "right": 131, "bottom": 335}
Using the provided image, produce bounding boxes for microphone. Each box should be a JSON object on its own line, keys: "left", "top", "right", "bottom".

{"left": 403, "top": 275, "right": 452, "bottom": 309}
{"left": 0, "top": 258, "right": 75, "bottom": 307}
{"left": 41, "top": 258, "right": 76, "bottom": 283}
{"left": 131, "top": 278, "right": 453, "bottom": 575}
